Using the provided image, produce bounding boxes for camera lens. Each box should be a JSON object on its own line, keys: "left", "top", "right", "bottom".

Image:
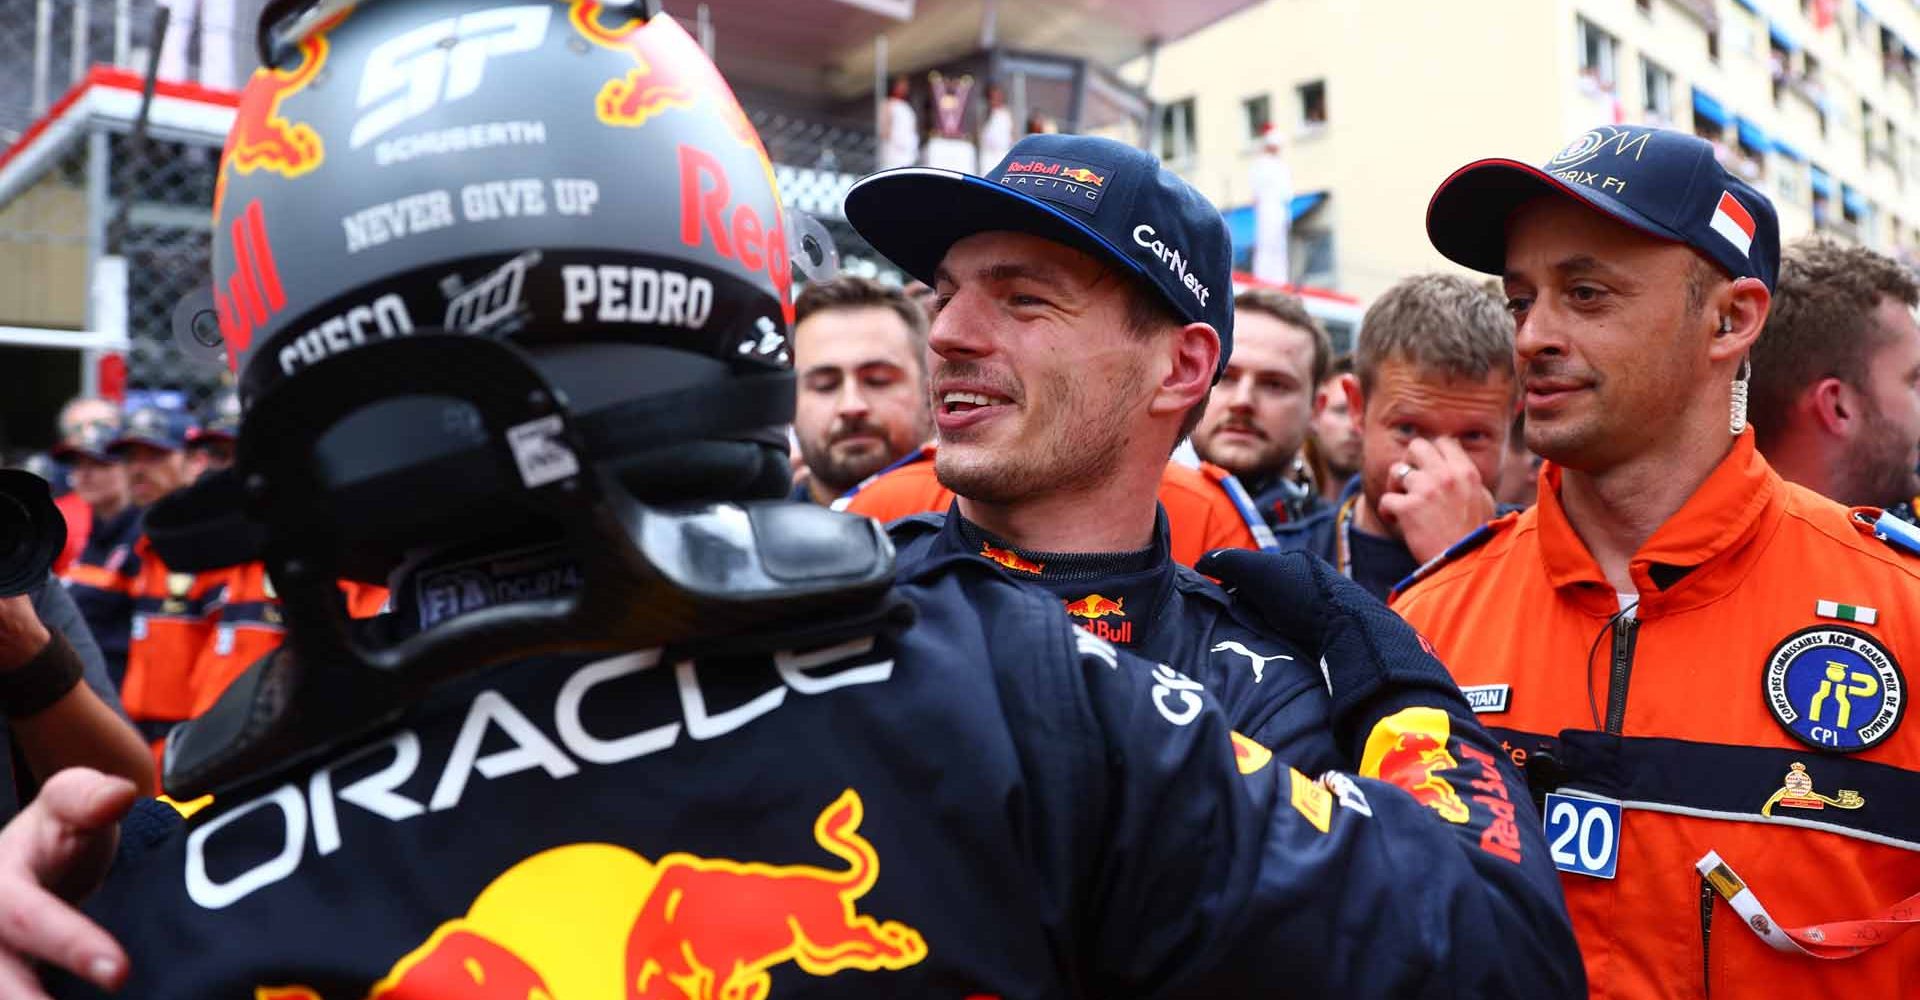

{"left": 0, "top": 470, "right": 66, "bottom": 596}
{"left": 0, "top": 493, "right": 29, "bottom": 561}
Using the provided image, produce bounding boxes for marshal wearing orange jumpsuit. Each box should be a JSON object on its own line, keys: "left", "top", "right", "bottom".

{"left": 1402, "top": 124, "right": 1920, "bottom": 997}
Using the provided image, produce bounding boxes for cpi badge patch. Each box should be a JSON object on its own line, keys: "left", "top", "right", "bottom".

{"left": 1764, "top": 626, "right": 1906, "bottom": 753}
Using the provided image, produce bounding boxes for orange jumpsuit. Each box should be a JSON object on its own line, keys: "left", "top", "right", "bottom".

{"left": 1393, "top": 432, "right": 1920, "bottom": 998}
{"left": 121, "top": 536, "right": 222, "bottom": 759}
{"left": 191, "top": 566, "right": 390, "bottom": 716}
{"left": 839, "top": 447, "right": 1269, "bottom": 567}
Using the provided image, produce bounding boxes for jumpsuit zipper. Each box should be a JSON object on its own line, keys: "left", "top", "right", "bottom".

{"left": 1603, "top": 617, "right": 1639, "bottom": 734}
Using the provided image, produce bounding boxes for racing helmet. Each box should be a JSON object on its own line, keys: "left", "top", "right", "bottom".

{"left": 167, "top": 0, "right": 897, "bottom": 798}
{"left": 212, "top": 0, "right": 798, "bottom": 576}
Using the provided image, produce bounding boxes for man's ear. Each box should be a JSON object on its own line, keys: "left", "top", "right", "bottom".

{"left": 1807, "top": 377, "right": 1856, "bottom": 438}
{"left": 1709, "top": 276, "right": 1770, "bottom": 363}
{"left": 1149, "top": 322, "right": 1220, "bottom": 418}
{"left": 1339, "top": 372, "right": 1365, "bottom": 432}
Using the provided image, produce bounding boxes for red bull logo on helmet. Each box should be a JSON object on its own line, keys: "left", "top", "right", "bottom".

{"left": 1359, "top": 706, "right": 1472, "bottom": 825}
{"left": 212, "top": 6, "right": 350, "bottom": 223}
{"left": 569, "top": 1, "right": 757, "bottom": 151}
{"left": 259, "top": 791, "right": 925, "bottom": 999}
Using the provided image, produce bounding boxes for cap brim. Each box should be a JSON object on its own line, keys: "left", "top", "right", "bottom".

{"left": 107, "top": 435, "right": 180, "bottom": 453}
{"left": 844, "top": 167, "right": 1159, "bottom": 295}
{"left": 50, "top": 444, "right": 111, "bottom": 462}
{"left": 1426, "top": 159, "right": 1689, "bottom": 276}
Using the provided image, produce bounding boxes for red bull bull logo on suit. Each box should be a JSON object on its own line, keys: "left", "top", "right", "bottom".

{"left": 258, "top": 791, "right": 926, "bottom": 999}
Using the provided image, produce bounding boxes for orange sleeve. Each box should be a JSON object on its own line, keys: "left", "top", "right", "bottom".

{"left": 53, "top": 492, "right": 90, "bottom": 576}
{"left": 343, "top": 582, "right": 391, "bottom": 618}
{"left": 842, "top": 461, "right": 955, "bottom": 524}
{"left": 62, "top": 561, "right": 132, "bottom": 592}
{"left": 1158, "top": 464, "right": 1258, "bottom": 567}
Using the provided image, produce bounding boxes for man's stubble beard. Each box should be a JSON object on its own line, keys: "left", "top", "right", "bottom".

{"left": 1843, "top": 395, "right": 1920, "bottom": 508}
{"left": 937, "top": 360, "right": 1141, "bottom": 506}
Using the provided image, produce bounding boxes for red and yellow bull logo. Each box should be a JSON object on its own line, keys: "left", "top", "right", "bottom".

{"left": 1063, "top": 593, "right": 1132, "bottom": 643}
{"left": 980, "top": 543, "right": 1045, "bottom": 576}
{"left": 1001, "top": 160, "right": 1106, "bottom": 186}
{"left": 258, "top": 791, "right": 924, "bottom": 999}
{"left": 1231, "top": 731, "right": 1273, "bottom": 776}
{"left": 1360, "top": 706, "right": 1471, "bottom": 825}
{"left": 1062, "top": 594, "right": 1124, "bottom": 620}
{"left": 569, "top": 1, "right": 758, "bottom": 150}
{"left": 211, "top": 6, "right": 349, "bottom": 222}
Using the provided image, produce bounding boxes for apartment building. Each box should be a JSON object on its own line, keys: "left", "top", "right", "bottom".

{"left": 1143, "top": 0, "right": 1920, "bottom": 301}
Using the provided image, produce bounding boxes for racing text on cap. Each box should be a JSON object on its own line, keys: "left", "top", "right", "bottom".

{"left": 997, "top": 157, "right": 1110, "bottom": 215}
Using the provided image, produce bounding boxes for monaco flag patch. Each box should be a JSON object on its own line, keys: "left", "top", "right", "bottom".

{"left": 1710, "top": 191, "right": 1756, "bottom": 257}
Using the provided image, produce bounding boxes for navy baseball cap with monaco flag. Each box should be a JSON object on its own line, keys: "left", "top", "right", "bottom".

{"left": 1426, "top": 124, "right": 1780, "bottom": 291}
{"left": 843, "top": 133, "right": 1235, "bottom": 376}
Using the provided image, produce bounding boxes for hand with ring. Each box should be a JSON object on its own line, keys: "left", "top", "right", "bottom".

{"left": 1376, "top": 437, "right": 1497, "bottom": 564}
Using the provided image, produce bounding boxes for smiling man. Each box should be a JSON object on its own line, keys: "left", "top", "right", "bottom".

{"left": 845, "top": 134, "right": 1422, "bottom": 773}
{"left": 1398, "top": 125, "right": 1920, "bottom": 998}
{"left": 789, "top": 276, "right": 933, "bottom": 506}
{"left": 841, "top": 136, "right": 1336, "bottom": 764}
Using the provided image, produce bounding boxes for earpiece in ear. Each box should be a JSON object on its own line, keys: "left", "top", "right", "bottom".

{"left": 1720, "top": 316, "right": 1733, "bottom": 334}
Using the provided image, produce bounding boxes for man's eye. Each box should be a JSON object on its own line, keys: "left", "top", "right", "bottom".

{"left": 1505, "top": 297, "right": 1532, "bottom": 315}
{"left": 1570, "top": 286, "right": 1604, "bottom": 303}
{"left": 1011, "top": 294, "right": 1050, "bottom": 307}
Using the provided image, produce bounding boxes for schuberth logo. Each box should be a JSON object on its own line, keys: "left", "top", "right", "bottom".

{"left": 997, "top": 157, "right": 1110, "bottom": 214}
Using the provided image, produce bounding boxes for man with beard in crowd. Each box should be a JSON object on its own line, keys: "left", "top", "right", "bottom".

{"left": 1191, "top": 288, "right": 1330, "bottom": 528}
{"left": 1749, "top": 235, "right": 1920, "bottom": 521}
{"left": 789, "top": 277, "right": 933, "bottom": 507}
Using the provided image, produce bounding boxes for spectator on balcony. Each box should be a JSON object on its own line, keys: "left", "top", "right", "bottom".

{"left": 157, "top": 0, "right": 240, "bottom": 90}
{"left": 878, "top": 75, "right": 919, "bottom": 171}
{"left": 978, "top": 83, "right": 1015, "bottom": 173}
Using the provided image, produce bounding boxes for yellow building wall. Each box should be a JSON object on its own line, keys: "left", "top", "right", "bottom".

{"left": 1145, "top": 0, "right": 1920, "bottom": 304}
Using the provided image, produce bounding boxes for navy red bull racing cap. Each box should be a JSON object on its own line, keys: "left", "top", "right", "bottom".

{"left": 843, "top": 133, "right": 1236, "bottom": 376}
{"left": 1426, "top": 124, "right": 1780, "bottom": 291}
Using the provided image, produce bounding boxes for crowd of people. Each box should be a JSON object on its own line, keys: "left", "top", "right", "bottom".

{"left": 0, "top": 2, "right": 1911, "bottom": 997}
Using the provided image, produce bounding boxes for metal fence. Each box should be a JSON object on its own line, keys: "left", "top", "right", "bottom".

{"left": 2, "top": 0, "right": 265, "bottom": 144}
